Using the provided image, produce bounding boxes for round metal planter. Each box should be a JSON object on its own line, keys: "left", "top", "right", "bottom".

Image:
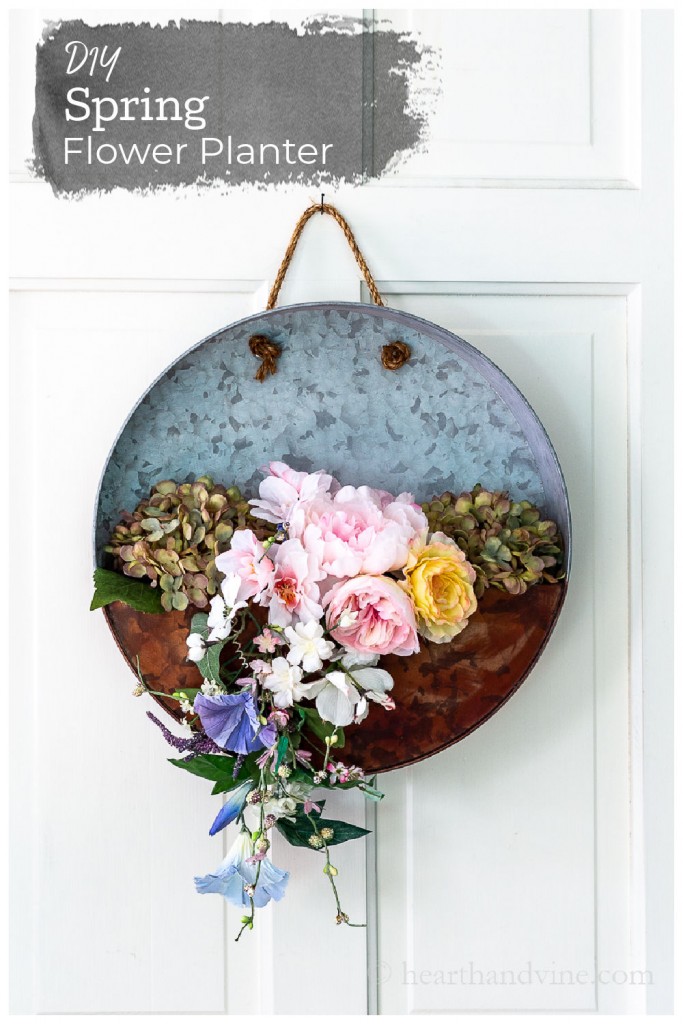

{"left": 94, "top": 302, "right": 571, "bottom": 773}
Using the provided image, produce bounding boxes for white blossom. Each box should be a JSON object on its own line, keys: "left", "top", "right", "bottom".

{"left": 263, "top": 657, "right": 307, "bottom": 708}
{"left": 354, "top": 695, "right": 369, "bottom": 724}
{"left": 284, "top": 620, "right": 335, "bottom": 674}
{"left": 261, "top": 795, "right": 298, "bottom": 821}
{"left": 350, "top": 666, "right": 395, "bottom": 710}
{"left": 305, "top": 664, "right": 395, "bottom": 727}
{"left": 200, "top": 678, "right": 220, "bottom": 696}
{"left": 206, "top": 574, "right": 247, "bottom": 642}
{"left": 340, "top": 650, "right": 379, "bottom": 670}
{"left": 303, "top": 670, "right": 361, "bottom": 727}
{"left": 186, "top": 632, "right": 206, "bottom": 663}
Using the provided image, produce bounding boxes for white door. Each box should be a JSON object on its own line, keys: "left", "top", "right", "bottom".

{"left": 9, "top": 7, "right": 673, "bottom": 1014}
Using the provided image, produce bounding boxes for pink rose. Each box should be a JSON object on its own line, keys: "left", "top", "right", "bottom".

{"left": 214, "top": 529, "right": 274, "bottom": 602}
{"left": 380, "top": 492, "right": 429, "bottom": 547}
{"left": 249, "top": 461, "right": 337, "bottom": 526}
{"left": 293, "top": 486, "right": 428, "bottom": 579}
{"left": 324, "top": 575, "right": 420, "bottom": 657}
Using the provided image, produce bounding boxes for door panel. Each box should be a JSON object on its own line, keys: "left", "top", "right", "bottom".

{"left": 373, "top": 10, "right": 640, "bottom": 186}
{"left": 9, "top": 7, "right": 672, "bottom": 1015}
{"left": 373, "top": 287, "right": 629, "bottom": 1013}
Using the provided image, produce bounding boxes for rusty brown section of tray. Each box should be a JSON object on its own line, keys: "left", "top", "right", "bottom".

{"left": 105, "top": 582, "right": 565, "bottom": 773}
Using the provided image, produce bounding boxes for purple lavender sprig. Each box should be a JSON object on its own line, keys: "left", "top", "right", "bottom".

{"left": 147, "top": 711, "right": 223, "bottom": 757}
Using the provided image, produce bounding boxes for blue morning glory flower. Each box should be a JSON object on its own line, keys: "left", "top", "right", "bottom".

{"left": 208, "top": 780, "right": 253, "bottom": 837}
{"left": 195, "top": 832, "right": 289, "bottom": 908}
{"left": 194, "top": 690, "right": 265, "bottom": 755}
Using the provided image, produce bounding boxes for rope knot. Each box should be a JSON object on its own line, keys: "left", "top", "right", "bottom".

{"left": 249, "top": 334, "right": 282, "bottom": 381}
{"left": 381, "top": 340, "right": 411, "bottom": 371}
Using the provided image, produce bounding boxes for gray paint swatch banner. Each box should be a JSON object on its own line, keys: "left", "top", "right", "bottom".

{"left": 31, "top": 16, "right": 439, "bottom": 196}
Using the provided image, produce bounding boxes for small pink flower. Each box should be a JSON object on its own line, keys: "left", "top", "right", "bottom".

{"left": 303, "top": 799, "right": 322, "bottom": 814}
{"left": 235, "top": 675, "right": 258, "bottom": 692}
{"left": 215, "top": 529, "right": 274, "bottom": 602}
{"left": 250, "top": 659, "right": 272, "bottom": 678}
{"left": 256, "top": 747, "right": 278, "bottom": 770}
{"left": 254, "top": 628, "right": 283, "bottom": 653}
{"left": 268, "top": 708, "right": 290, "bottom": 729}
{"left": 324, "top": 575, "right": 420, "bottom": 657}
{"left": 326, "top": 760, "right": 365, "bottom": 784}
{"left": 258, "top": 536, "right": 325, "bottom": 626}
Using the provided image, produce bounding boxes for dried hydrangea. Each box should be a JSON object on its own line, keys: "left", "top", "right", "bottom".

{"left": 105, "top": 476, "right": 265, "bottom": 611}
{"left": 422, "top": 484, "right": 564, "bottom": 597}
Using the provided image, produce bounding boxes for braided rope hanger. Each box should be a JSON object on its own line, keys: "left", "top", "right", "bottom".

{"left": 249, "top": 201, "right": 411, "bottom": 381}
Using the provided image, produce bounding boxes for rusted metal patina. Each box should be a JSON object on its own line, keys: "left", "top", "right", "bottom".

{"left": 105, "top": 581, "right": 565, "bottom": 774}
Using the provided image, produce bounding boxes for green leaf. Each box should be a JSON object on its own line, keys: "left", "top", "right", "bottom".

{"left": 289, "top": 766, "right": 313, "bottom": 786}
{"left": 358, "top": 781, "right": 384, "bottom": 801}
{"left": 90, "top": 568, "right": 164, "bottom": 614}
{"left": 300, "top": 707, "right": 345, "bottom": 748}
{"left": 196, "top": 641, "right": 223, "bottom": 682}
{"left": 211, "top": 778, "right": 238, "bottom": 795}
{"left": 318, "top": 819, "right": 371, "bottom": 845}
{"left": 169, "top": 752, "right": 257, "bottom": 787}
{"left": 276, "top": 812, "right": 370, "bottom": 849}
{"left": 190, "top": 612, "right": 209, "bottom": 636}
{"left": 275, "top": 735, "right": 289, "bottom": 770}
{"left": 168, "top": 753, "right": 235, "bottom": 782}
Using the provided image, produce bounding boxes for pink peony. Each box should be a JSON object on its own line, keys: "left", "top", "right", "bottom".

{"left": 249, "top": 461, "right": 337, "bottom": 526}
{"left": 259, "top": 536, "right": 325, "bottom": 626}
{"left": 324, "top": 575, "right": 420, "bottom": 657}
{"left": 215, "top": 529, "right": 274, "bottom": 602}
{"left": 292, "top": 485, "right": 428, "bottom": 579}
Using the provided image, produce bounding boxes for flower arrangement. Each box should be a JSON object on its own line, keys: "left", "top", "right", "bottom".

{"left": 92, "top": 462, "right": 563, "bottom": 939}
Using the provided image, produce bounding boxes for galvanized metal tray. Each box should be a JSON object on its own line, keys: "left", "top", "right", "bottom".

{"left": 94, "top": 302, "right": 571, "bottom": 772}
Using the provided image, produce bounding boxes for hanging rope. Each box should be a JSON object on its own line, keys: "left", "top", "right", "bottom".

{"left": 249, "top": 200, "right": 411, "bottom": 380}
{"left": 266, "top": 201, "right": 385, "bottom": 309}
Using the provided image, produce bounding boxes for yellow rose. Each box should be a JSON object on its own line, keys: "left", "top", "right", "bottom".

{"left": 402, "top": 532, "right": 477, "bottom": 643}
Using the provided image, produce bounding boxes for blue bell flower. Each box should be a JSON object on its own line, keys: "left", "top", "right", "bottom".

{"left": 208, "top": 780, "right": 253, "bottom": 837}
{"left": 195, "top": 831, "right": 289, "bottom": 908}
{"left": 194, "top": 690, "right": 266, "bottom": 755}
